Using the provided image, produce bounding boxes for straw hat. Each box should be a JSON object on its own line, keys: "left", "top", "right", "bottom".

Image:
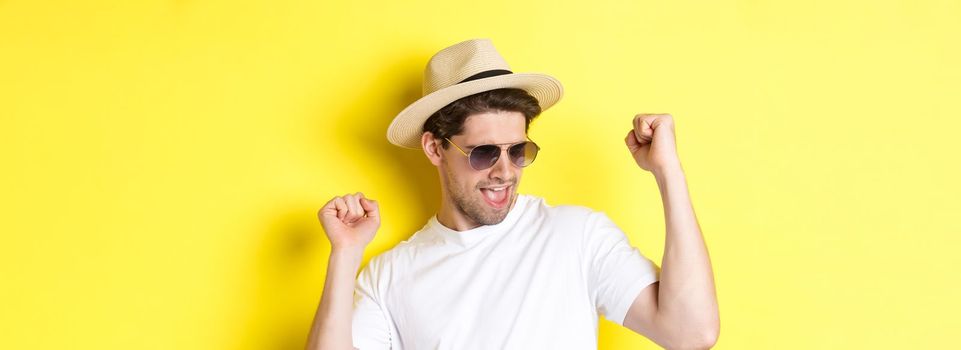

{"left": 386, "top": 38, "right": 564, "bottom": 149}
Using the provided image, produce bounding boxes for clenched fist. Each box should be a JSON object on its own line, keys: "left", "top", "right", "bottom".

{"left": 625, "top": 113, "right": 682, "bottom": 174}
{"left": 318, "top": 192, "right": 380, "bottom": 251}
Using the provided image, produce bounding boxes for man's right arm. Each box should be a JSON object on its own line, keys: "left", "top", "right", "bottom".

{"left": 306, "top": 192, "right": 380, "bottom": 350}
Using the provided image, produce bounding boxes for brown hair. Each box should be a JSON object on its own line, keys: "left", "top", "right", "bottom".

{"left": 422, "top": 88, "right": 542, "bottom": 149}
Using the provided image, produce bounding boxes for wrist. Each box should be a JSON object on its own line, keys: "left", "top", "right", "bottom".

{"left": 329, "top": 246, "right": 365, "bottom": 264}
{"left": 652, "top": 163, "right": 684, "bottom": 180}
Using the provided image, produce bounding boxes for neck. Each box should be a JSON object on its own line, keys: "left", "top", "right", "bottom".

{"left": 436, "top": 204, "right": 480, "bottom": 232}
{"left": 436, "top": 192, "right": 518, "bottom": 232}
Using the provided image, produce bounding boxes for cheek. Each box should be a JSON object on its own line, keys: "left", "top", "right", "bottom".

{"left": 465, "top": 176, "right": 481, "bottom": 191}
{"left": 448, "top": 169, "right": 478, "bottom": 192}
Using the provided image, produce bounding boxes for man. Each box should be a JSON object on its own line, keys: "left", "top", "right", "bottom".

{"left": 307, "top": 39, "right": 719, "bottom": 350}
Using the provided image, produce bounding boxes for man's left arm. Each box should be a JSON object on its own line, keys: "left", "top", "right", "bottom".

{"left": 621, "top": 113, "right": 720, "bottom": 349}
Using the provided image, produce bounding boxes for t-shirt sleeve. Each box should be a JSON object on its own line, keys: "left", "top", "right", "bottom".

{"left": 584, "top": 211, "right": 660, "bottom": 326}
{"left": 351, "top": 260, "right": 392, "bottom": 350}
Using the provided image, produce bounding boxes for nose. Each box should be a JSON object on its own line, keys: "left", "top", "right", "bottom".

{"left": 487, "top": 148, "right": 514, "bottom": 181}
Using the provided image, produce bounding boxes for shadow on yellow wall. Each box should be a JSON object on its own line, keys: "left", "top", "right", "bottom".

{"left": 238, "top": 50, "right": 443, "bottom": 349}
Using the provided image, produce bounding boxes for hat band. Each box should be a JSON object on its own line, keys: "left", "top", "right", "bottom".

{"left": 458, "top": 69, "right": 512, "bottom": 84}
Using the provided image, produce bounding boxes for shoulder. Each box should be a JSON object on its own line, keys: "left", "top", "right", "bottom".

{"left": 359, "top": 224, "right": 441, "bottom": 276}
{"left": 521, "top": 194, "right": 609, "bottom": 226}
{"left": 522, "top": 194, "right": 604, "bottom": 220}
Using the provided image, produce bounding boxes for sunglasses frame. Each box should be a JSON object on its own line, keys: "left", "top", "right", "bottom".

{"left": 443, "top": 137, "right": 541, "bottom": 171}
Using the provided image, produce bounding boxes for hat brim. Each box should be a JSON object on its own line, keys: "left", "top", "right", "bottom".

{"left": 387, "top": 73, "right": 564, "bottom": 149}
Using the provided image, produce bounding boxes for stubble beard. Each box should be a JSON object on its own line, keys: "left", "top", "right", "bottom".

{"left": 443, "top": 164, "right": 515, "bottom": 226}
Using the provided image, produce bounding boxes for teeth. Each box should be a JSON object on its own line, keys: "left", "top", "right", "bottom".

{"left": 482, "top": 185, "right": 509, "bottom": 203}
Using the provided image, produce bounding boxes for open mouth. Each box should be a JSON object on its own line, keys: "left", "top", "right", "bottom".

{"left": 479, "top": 184, "right": 511, "bottom": 209}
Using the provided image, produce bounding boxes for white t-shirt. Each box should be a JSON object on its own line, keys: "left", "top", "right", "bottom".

{"left": 351, "top": 194, "right": 660, "bottom": 349}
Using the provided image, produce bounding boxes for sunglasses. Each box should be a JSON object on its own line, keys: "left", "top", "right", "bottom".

{"left": 443, "top": 137, "right": 541, "bottom": 171}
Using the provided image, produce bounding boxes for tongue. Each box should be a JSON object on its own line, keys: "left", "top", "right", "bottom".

{"left": 483, "top": 188, "right": 508, "bottom": 204}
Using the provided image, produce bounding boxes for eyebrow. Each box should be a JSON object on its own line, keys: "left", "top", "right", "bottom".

{"left": 464, "top": 139, "right": 528, "bottom": 149}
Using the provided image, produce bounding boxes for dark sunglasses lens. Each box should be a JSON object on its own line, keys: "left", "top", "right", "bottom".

{"left": 508, "top": 142, "right": 539, "bottom": 167}
{"left": 469, "top": 145, "right": 501, "bottom": 170}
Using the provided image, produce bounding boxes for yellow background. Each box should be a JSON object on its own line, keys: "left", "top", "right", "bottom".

{"left": 2, "top": 0, "right": 959, "bottom": 349}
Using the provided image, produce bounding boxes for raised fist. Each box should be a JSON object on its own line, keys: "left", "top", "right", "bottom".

{"left": 625, "top": 113, "right": 682, "bottom": 173}
{"left": 317, "top": 192, "right": 380, "bottom": 251}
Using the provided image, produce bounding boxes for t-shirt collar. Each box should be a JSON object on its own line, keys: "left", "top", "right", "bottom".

{"left": 427, "top": 194, "right": 529, "bottom": 246}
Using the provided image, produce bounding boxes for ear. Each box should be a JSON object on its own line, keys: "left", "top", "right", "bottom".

{"left": 421, "top": 132, "right": 443, "bottom": 167}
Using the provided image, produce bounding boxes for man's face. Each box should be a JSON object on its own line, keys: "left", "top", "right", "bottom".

{"left": 438, "top": 110, "right": 527, "bottom": 227}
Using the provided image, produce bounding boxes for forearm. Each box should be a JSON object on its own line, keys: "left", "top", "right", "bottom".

{"left": 652, "top": 165, "right": 719, "bottom": 341}
{"left": 306, "top": 248, "right": 364, "bottom": 350}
